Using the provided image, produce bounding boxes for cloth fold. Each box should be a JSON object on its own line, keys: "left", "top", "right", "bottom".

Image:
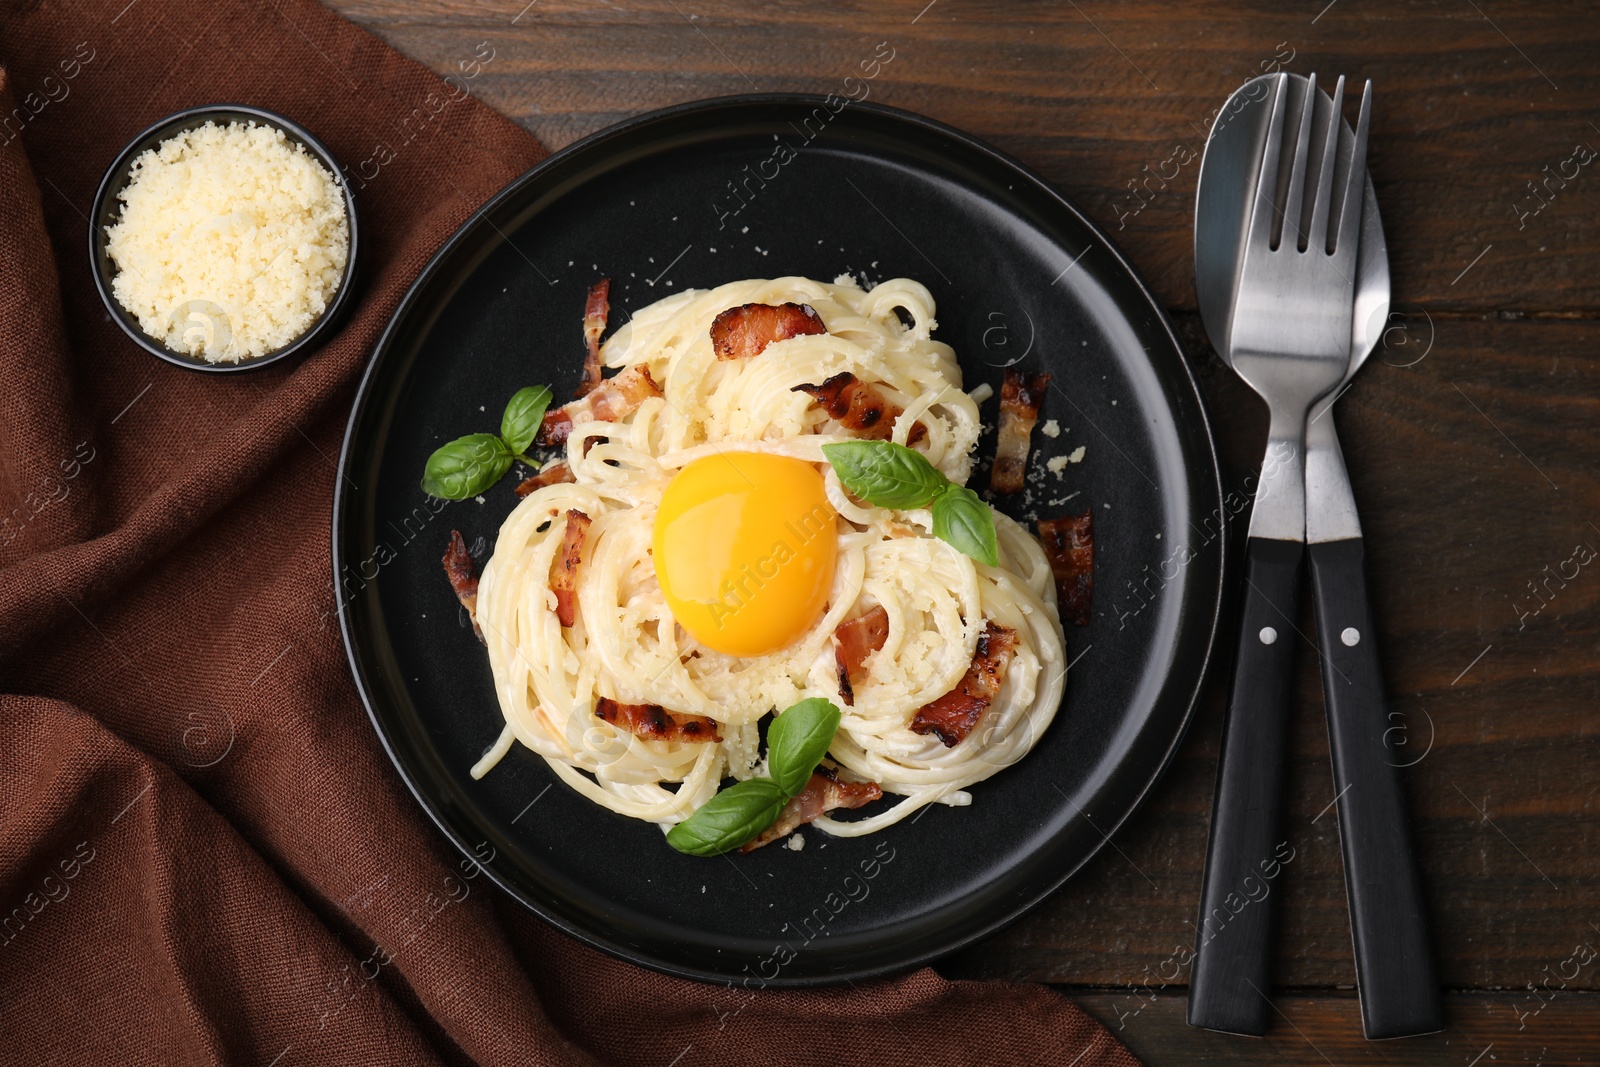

{"left": 0, "top": 2, "right": 1140, "bottom": 1063}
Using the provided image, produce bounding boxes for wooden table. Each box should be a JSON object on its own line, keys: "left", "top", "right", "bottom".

{"left": 324, "top": 1, "right": 1600, "bottom": 1061}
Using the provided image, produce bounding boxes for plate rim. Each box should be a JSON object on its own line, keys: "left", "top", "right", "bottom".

{"left": 333, "top": 91, "right": 1226, "bottom": 985}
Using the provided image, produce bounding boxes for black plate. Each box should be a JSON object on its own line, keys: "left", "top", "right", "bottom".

{"left": 335, "top": 94, "right": 1224, "bottom": 985}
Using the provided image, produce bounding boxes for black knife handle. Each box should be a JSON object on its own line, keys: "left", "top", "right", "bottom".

{"left": 1307, "top": 537, "right": 1443, "bottom": 1039}
{"left": 1188, "top": 536, "right": 1304, "bottom": 1036}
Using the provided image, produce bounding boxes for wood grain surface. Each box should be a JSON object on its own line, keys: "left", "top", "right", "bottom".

{"left": 318, "top": 1, "right": 1600, "bottom": 1062}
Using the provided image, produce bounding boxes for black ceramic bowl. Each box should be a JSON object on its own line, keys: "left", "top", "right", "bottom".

{"left": 88, "top": 104, "right": 359, "bottom": 373}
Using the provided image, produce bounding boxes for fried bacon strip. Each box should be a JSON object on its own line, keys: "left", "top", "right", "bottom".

{"left": 911, "top": 621, "right": 1019, "bottom": 747}
{"left": 514, "top": 460, "right": 575, "bottom": 497}
{"left": 548, "top": 509, "right": 591, "bottom": 627}
{"left": 594, "top": 696, "right": 722, "bottom": 744}
{"left": 989, "top": 369, "right": 1051, "bottom": 494}
{"left": 441, "top": 530, "right": 484, "bottom": 643}
{"left": 741, "top": 765, "right": 883, "bottom": 852}
{"left": 833, "top": 605, "right": 890, "bottom": 707}
{"left": 538, "top": 363, "right": 661, "bottom": 446}
{"left": 792, "top": 371, "right": 926, "bottom": 444}
{"left": 710, "top": 301, "right": 826, "bottom": 361}
{"left": 575, "top": 278, "right": 612, "bottom": 398}
{"left": 1037, "top": 510, "right": 1094, "bottom": 627}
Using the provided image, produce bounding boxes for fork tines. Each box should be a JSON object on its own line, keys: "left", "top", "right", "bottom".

{"left": 1254, "top": 72, "right": 1373, "bottom": 259}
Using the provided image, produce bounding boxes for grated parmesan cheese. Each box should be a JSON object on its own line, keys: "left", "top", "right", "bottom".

{"left": 1046, "top": 447, "right": 1085, "bottom": 476}
{"left": 105, "top": 120, "right": 349, "bottom": 363}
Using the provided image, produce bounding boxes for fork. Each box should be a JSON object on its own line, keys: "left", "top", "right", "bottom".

{"left": 1302, "top": 136, "right": 1444, "bottom": 1044}
{"left": 1188, "top": 72, "right": 1369, "bottom": 1035}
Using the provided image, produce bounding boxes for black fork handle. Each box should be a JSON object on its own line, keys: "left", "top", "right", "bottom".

{"left": 1308, "top": 537, "right": 1442, "bottom": 1039}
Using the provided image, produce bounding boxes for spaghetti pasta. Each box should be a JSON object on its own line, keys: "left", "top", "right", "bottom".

{"left": 472, "top": 275, "right": 1067, "bottom": 837}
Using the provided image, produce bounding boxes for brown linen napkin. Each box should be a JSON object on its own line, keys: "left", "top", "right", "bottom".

{"left": 0, "top": 2, "right": 1142, "bottom": 1063}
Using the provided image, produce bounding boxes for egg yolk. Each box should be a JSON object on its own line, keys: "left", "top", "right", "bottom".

{"left": 652, "top": 453, "right": 838, "bottom": 657}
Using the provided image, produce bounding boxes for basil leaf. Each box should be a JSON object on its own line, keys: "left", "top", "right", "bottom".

{"left": 766, "top": 697, "right": 842, "bottom": 797}
{"left": 821, "top": 441, "right": 948, "bottom": 509}
{"left": 666, "top": 778, "right": 790, "bottom": 856}
{"left": 421, "top": 434, "right": 512, "bottom": 500}
{"left": 931, "top": 485, "right": 1000, "bottom": 567}
{"left": 500, "top": 385, "right": 553, "bottom": 455}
